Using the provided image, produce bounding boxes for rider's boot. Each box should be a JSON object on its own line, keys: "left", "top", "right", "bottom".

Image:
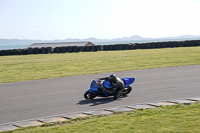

{"left": 113, "top": 89, "right": 122, "bottom": 99}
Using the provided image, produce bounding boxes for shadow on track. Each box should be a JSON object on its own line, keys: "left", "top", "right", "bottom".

{"left": 76, "top": 95, "right": 128, "bottom": 106}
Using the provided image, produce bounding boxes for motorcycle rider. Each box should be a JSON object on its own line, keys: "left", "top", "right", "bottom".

{"left": 98, "top": 74, "right": 124, "bottom": 99}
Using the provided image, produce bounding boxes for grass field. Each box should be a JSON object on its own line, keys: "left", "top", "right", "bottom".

{"left": 0, "top": 47, "right": 200, "bottom": 83}
{"left": 4, "top": 102, "right": 200, "bottom": 133}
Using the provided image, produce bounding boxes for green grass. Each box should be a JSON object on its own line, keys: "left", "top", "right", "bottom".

{"left": 4, "top": 102, "right": 200, "bottom": 133}
{"left": 0, "top": 47, "right": 200, "bottom": 83}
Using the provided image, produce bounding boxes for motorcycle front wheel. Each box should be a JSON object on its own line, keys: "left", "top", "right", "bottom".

{"left": 84, "top": 90, "right": 96, "bottom": 100}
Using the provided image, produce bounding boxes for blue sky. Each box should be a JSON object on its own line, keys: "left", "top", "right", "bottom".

{"left": 1, "top": 0, "right": 200, "bottom": 40}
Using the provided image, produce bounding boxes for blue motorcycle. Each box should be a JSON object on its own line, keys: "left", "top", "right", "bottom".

{"left": 84, "top": 77, "right": 135, "bottom": 100}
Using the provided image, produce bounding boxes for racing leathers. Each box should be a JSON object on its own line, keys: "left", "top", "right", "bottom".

{"left": 99, "top": 76, "right": 124, "bottom": 95}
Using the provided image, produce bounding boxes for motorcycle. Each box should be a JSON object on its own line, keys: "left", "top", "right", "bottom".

{"left": 84, "top": 77, "right": 135, "bottom": 100}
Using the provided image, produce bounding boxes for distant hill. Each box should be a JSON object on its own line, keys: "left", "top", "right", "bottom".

{"left": 1, "top": 35, "right": 200, "bottom": 46}
{"left": 0, "top": 39, "right": 51, "bottom": 46}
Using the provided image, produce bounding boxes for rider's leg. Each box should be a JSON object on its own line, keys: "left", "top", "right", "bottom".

{"left": 113, "top": 87, "right": 124, "bottom": 99}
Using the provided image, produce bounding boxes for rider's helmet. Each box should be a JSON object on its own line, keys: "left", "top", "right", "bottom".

{"left": 109, "top": 74, "right": 117, "bottom": 83}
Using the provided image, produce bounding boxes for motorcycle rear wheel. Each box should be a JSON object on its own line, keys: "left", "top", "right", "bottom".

{"left": 84, "top": 90, "right": 96, "bottom": 100}
{"left": 121, "top": 86, "right": 132, "bottom": 96}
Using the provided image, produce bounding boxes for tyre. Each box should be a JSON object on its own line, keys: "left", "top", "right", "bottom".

{"left": 121, "top": 86, "right": 132, "bottom": 96}
{"left": 84, "top": 90, "right": 96, "bottom": 100}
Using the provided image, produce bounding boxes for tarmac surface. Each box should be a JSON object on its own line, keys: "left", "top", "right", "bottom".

{"left": 0, "top": 65, "right": 200, "bottom": 124}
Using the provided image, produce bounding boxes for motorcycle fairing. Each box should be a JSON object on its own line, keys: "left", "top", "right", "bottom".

{"left": 103, "top": 80, "right": 112, "bottom": 89}
{"left": 90, "top": 80, "right": 112, "bottom": 97}
{"left": 122, "top": 77, "right": 135, "bottom": 88}
{"left": 90, "top": 80, "right": 99, "bottom": 91}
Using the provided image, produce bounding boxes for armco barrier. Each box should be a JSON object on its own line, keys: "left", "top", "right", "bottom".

{"left": 1, "top": 40, "right": 200, "bottom": 56}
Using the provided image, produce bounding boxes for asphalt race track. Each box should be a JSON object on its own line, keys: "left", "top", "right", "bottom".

{"left": 0, "top": 65, "right": 200, "bottom": 124}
